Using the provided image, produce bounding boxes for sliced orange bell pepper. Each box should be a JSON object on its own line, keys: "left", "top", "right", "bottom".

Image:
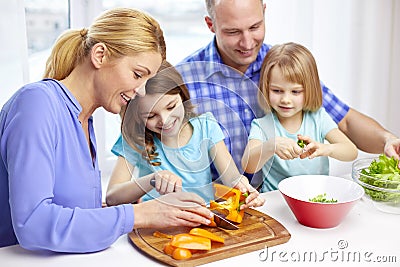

{"left": 170, "top": 233, "right": 211, "bottom": 250}
{"left": 189, "top": 228, "right": 225, "bottom": 243}
{"left": 172, "top": 247, "right": 192, "bottom": 260}
{"left": 163, "top": 242, "right": 177, "bottom": 256}
{"left": 153, "top": 231, "right": 173, "bottom": 239}
{"left": 210, "top": 183, "right": 246, "bottom": 223}
{"left": 214, "top": 183, "right": 241, "bottom": 200}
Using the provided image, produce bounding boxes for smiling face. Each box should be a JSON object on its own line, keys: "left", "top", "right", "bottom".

{"left": 206, "top": 0, "right": 265, "bottom": 73}
{"left": 138, "top": 92, "right": 186, "bottom": 140}
{"left": 268, "top": 66, "right": 305, "bottom": 123}
{"left": 95, "top": 51, "right": 163, "bottom": 114}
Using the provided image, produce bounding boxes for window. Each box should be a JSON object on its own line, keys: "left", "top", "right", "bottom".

{"left": 101, "top": 0, "right": 211, "bottom": 64}
{"left": 25, "top": 0, "right": 69, "bottom": 81}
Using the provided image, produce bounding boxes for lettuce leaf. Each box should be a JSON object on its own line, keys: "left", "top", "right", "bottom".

{"left": 359, "top": 154, "right": 400, "bottom": 203}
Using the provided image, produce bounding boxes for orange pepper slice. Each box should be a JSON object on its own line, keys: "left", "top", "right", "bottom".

{"left": 153, "top": 231, "right": 173, "bottom": 239}
{"left": 170, "top": 233, "right": 211, "bottom": 250}
{"left": 163, "top": 242, "right": 177, "bottom": 256}
{"left": 172, "top": 247, "right": 192, "bottom": 260}
{"left": 214, "top": 183, "right": 242, "bottom": 201}
{"left": 189, "top": 228, "right": 224, "bottom": 243}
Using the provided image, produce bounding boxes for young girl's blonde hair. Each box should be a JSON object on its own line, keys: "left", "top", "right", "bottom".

{"left": 121, "top": 61, "right": 195, "bottom": 166}
{"left": 44, "top": 8, "right": 166, "bottom": 80}
{"left": 258, "top": 42, "right": 322, "bottom": 113}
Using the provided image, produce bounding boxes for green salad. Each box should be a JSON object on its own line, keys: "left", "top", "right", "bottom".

{"left": 309, "top": 193, "right": 337, "bottom": 203}
{"left": 359, "top": 154, "right": 400, "bottom": 203}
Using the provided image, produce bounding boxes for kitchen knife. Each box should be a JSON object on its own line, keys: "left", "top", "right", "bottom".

{"left": 211, "top": 210, "right": 239, "bottom": 230}
{"left": 150, "top": 178, "right": 239, "bottom": 230}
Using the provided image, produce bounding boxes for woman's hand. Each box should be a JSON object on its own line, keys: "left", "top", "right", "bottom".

{"left": 132, "top": 192, "right": 213, "bottom": 229}
{"left": 152, "top": 170, "right": 183, "bottom": 195}
{"left": 233, "top": 175, "right": 265, "bottom": 209}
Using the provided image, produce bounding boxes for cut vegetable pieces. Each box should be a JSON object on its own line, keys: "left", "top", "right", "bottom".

{"left": 153, "top": 231, "right": 173, "bottom": 239}
{"left": 170, "top": 233, "right": 211, "bottom": 250}
{"left": 189, "top": 228, "right": 225, "bottom": 243}
{"left": 163, "top": 242, "right": 176, "bottom": 256}
{"left": 172, "top": 247, "right": 192, "bottom": 260}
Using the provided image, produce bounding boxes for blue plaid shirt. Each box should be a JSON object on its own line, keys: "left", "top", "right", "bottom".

{"left": 177, "top": 38, "right": 349, "bottom": 176}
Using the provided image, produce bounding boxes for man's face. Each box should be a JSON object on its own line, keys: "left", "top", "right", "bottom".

{"left": 206, "top": 0, "right": 266, "bottom": 73}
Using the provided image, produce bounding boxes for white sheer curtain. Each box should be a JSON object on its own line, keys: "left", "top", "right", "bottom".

{"left": 0, "top": 0, "right": 29, "bottom": 107}
{"left": 266, "top": 0, "right": 400, "bottom": 135}
{"left": 265, "top": 0, "right": 400, "bottom": 175}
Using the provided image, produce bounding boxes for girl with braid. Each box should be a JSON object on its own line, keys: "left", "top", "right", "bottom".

{"left": 107, "top": 61, "right": 264, "bottom": 208}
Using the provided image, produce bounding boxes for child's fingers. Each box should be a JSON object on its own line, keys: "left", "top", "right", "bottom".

{"left": 241, "top": 194, "right": 265, "bottom": 209}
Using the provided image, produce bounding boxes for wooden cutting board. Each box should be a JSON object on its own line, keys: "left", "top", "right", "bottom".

{"left": 128, "top": 208, "right": 291, "bottom": 266}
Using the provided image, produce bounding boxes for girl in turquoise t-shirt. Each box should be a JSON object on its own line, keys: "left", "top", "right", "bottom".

{"left": 107, "top": 61, "right": 263, "bottom": 207}
{"left": 242, "top": 42, "right": 358, "bottom": 192}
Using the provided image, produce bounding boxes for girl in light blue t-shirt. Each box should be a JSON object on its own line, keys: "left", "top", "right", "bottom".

{"left": 242, "top": 43, "right": 358, "bottom": 192}
{"left": 107, "top": 61, "right": 264, "bottom": 207}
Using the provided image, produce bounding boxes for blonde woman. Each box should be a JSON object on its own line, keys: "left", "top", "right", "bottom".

{"left": 0, "top": 8, "right": 211, "bottom": 252}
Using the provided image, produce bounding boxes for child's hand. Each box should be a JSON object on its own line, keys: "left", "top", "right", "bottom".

{"left": 233, "top": 176, "right": 265, "bottom": 209}
{"left": 298, "top": 134, "right": 326, "bottom": 159}
{"left": 275, "top": 136, "right": 303, "bottom": 160}
{"left": 152, "top": 170, "right": 183, "bottom": 195}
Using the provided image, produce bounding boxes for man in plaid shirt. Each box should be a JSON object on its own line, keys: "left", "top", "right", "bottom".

{"left": 177, "top": 0, "right": 400, "bottom": 187}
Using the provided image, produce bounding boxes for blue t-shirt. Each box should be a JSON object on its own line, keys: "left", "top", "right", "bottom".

{"left": 249, "top": 108, "right": 337, "bottom": 192}
{"left": 112, "top": 112, "right": 225, "bottom": 202}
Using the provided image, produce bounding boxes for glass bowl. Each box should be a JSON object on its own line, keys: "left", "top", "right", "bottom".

{"left": 352, "top": 157, "right": 400, "bottom": 214}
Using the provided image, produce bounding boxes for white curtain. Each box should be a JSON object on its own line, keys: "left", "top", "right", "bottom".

{"left": 266, "top": 0, "right": 400, "bottom": 136}
{"left": 0, "top": 0, "right": 29, "bottom": 107}
{"left": 265, "top": 0, "right": 400, "bottom": 175}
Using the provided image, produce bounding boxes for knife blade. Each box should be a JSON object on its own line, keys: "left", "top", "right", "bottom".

{"left": 211, "top": 210, "right": 239, "bottom": 230}
{"left": 150, "top": 178, "right": 239, "bottom": 230}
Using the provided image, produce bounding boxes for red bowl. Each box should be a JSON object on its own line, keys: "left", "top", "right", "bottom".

{"left": 278, "top": 175, "right": 364, "bottom": 228}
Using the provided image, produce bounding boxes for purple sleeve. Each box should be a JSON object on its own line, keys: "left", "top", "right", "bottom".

{"left": 3, "top": 86, "right": 134, "bottom": 252}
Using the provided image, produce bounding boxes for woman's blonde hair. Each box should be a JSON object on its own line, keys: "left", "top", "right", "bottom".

{"left": 121, "top": 61, "right": 195, "bottom": 166}
{"left": 44, "top": 8, "right": 166, "bottom": 80}
{"left": 258, "top": 42, "right": 322, "bottom": 113}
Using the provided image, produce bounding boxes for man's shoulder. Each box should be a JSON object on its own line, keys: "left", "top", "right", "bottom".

{"left": 180, "top": 48, "right": 205, "bottom": 63}
{"left": 257, "top": 43, "right": 272, "bottom": 59}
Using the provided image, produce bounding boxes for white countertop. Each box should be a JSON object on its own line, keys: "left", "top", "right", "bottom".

{"left": 1, "top": 190, "right": 399, "bottom": 267}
